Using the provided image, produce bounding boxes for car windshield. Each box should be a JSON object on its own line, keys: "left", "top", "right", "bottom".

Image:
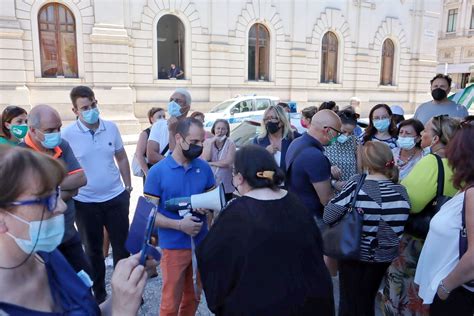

{"left": 230, "top": 121, "right": 261, "bottom": 148}
{"left": 210, "top": 100, "right": 235, "bottom": 113}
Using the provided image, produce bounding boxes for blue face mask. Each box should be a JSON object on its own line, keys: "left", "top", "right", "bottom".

{"left": 373, "top": 118, "right": 391, "bottom": 132}
{"left": 7, "top": 212, "right": 64, "bottom": 254}
{"left": 82, "top": 107, "right": 100, "bottom": 125}
{"left": 41, "top": 132, "right": 61, "bottom": 149}
{"left": 168, "top": 101, "right": 182, "bottom": 117}
{"left": 337, "top": 134, "right": 349, "bottom": 144}
{"left": 397, "top": 136, "right": 416, "bottom": 150}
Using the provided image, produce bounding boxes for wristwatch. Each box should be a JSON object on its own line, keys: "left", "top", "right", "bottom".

{"left": 125, "top": 186, "right": 133, "bottom": 193}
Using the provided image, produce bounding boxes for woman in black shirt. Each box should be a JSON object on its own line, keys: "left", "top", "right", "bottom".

{"left": 197, "top": 145, "right": 334, "bottom": 316}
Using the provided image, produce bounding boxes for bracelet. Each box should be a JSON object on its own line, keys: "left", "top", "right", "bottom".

{"left": 439, "top": 279, "right": 451, "bottom": 294}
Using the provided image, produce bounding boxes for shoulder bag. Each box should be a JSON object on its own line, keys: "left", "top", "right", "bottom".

{"left": 322, "top": 174, "right": 366, "bottom": 260}
{"left": 404, "top": 154, "right": 451, "bottom": 239}
{"left": 459, "top": 186, "right": 474, "bottom": 287}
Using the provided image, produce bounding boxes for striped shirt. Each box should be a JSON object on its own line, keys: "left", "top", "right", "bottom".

{"left": 323, "top": 175, "right": 411, "bottom": 262}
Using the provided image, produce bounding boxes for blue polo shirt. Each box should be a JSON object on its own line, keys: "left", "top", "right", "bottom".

{"left": 144, "top": 155, "right": 215, "bottom": 249}
{"left": 285, "top": 133, "right": 331, "bottom": 218}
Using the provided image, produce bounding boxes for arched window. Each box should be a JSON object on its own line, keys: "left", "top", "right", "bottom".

{"left": 157, "top": 15, "right": 185, "bottom": 79}
{"left": 321, "top": 32, "right": 338, "bottom": 83}
{"left": 380, "top": 39, "right": 395, "bottom": 85}
{"left": 248, "top": 23, "right": 269, "bottom": 81}
{"left": 38, "top": 3, "right": 78, "bottom": 78}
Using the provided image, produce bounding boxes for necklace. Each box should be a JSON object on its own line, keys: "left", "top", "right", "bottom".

{"left": 397, "top": 150, "right": 416, "bottom": 167}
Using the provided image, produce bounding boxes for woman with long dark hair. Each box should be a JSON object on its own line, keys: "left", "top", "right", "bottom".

{"left": 361, "top": 104, "right": 398, "bottom": 149}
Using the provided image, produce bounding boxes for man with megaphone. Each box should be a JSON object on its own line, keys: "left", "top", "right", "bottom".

{"left": 144, "top": 117, "right": 216, "bottom": 316}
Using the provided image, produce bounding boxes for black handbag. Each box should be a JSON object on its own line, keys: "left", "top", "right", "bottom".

{"left": 404, "top": 154, "right": 451, "bottom": 239}
{"left": 459, "top": 186, "right": 474, "bottom": 287}
{"left": 322, "top": 174, "right": 366, "bottom": 260}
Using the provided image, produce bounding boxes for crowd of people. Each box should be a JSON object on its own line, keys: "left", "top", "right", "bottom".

{"left": 0, "top": 73, "right": 473, "bottom": 316}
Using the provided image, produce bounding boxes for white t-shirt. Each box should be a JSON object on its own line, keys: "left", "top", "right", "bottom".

{"left": 148, "top": 119, "right": 170, "bottom": 156}
{"left": 62, "top": 119, "right": 125, "bottom": 203}
{"left": 415, "top": 192, "right": 474, "bottom": 304}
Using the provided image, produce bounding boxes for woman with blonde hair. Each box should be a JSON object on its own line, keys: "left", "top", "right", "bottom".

{"left": 324, "top": 141, "right": 411, "bottom": 316}
{"left": 381, "top": 115, "right": 460, "bottom": 315}
{"left": 253, "top": 105, "right": 299, "bottom": 175}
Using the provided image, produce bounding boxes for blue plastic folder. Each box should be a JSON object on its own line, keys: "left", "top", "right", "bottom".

{"left": 125, "top": 196, "right": 161, "bottom": 264}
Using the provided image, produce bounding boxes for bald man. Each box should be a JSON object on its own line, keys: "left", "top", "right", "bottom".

{"left": 20, "top": 104, "right": 91, "bottom": 275}
{"left": 285, "top": 110, "right": 342, "bottom": 229}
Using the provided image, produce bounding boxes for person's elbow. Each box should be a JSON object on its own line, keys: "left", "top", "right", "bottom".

{"left": 77, "top": 171, "right": 87, "bottom": 188}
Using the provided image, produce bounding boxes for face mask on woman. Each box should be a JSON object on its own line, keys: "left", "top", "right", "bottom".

{"left": 397, "top": 136, "right": 416, "bottom": 150}
{"left": 373, "top": 119, "right": 390, "bottom": 132}
{"left": 10, "top": 125, "right": 28, "bottom": 139}
{"left": 7, "top": 213, "right": 65, "bottom": 254}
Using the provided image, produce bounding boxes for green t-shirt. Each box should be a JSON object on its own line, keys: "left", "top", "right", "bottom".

{"left": 401, "top": 154, "right": 457, "bottom": 213}
{"left": 0, "top": 136, "right": 18, "bottom": 146}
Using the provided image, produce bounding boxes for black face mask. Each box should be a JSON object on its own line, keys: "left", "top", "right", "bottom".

{"left": 181, "top": 139, "right": 203, "bottom": 160}
{"left": 431, "top": 88, "right": 447, "bottom": 101}
{"left": 266, "top": 121, "right": 280, "bottom": 134}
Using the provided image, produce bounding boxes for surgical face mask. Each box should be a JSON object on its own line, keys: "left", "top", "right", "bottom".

{"left": 217, "top": 135, "right": 227, "bottom": 142}
{"left": 81, "top": 107, "right": 100, "bottom": 125}
{"left": 431, "top": 88, "right": 447, "bottom": 101}
{"left": 422, "top": 146, "right": 431, "bottom": 156}
{"left": 7, "top": 212, "right": 64, "bottom": 254}
{"left": 168, "top": 101, "right": 182, "bottom": 117}
{"left": 397, "top": 136, "right": 416, "bottom": 150}
{"left": 337, "top": 134, "right": 349, "bottom": 144}
{"left": 266, "top": 121, "right": 280, "bottom": 134}
{"left": 373, "top": 118, "right": 390, "bottom": 132}
{"left": 40, "top": 131, "right": 61, "bottom": 149}
{"left": 10, "top": 125, "right": 28, "bottom": 139}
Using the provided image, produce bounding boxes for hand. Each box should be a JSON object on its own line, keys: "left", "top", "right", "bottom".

{"left": 334, "top": 180, "right": 346, "bottom": 191}
{"left": 437, "top": 285, "right": 449, "bottom": 300}
{"left": 111, "top": 253, "right": 148, "bottom": 316}
{"left": 266, "top": 144, "right": 278, "bottom": 154}
{"left": 178, "top": 216, "right": 203, "bottom": 237}
{"left": 331, "top": 166, "right": 342, "bottom": 180}
{"left": 167, "top": 116, "right": 179, "bottom": 131}
{"left": 194, "top": 208, "right": 211, "bottom": 216}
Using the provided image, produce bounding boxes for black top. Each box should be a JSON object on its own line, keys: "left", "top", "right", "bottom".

{"left": 196, "top": 193, "right": 334, "bottom": 316}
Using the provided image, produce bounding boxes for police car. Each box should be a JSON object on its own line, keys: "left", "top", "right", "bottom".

{"left": 204, "top": 95, "right": 280, "bottom": 129}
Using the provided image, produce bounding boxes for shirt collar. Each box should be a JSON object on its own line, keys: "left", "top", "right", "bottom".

{"left": 24, "top": 133, "right": 62, "bottom": 158}
{"left": 76, "top": 118, "right": 105, "bottom": 134}
{"left": 167, "top": 155, "right": 197, "bottom": 171}
{"left": 303, "top": 132, "right": 324, "bottom": 151}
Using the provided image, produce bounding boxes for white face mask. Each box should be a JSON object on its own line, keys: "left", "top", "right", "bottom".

{"left": 7, "top": 212, "right": 64, "bottom": 254}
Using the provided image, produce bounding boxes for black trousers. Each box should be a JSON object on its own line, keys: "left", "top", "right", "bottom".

{"left": 57, "top": 230, "right": 92, "bottom": 275}
{"left": 338, "top": 259, "right": 390, "bottom": 316}
{"left": 431, "top": 286, "right": 474, "bottom": 316}
{"left": 74, "top": 190, "right": 130, "bottom": 302}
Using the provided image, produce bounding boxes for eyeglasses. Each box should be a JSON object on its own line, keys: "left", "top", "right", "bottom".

{"left": 6, "top": 187, "right": 61, "bottom": 212}
{"left": 325, "top": 126, "right": 342, "bottom": 137}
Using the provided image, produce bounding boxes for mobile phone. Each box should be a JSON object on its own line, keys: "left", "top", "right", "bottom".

{"left": 139, "top": 207, "right": 158, "bottom": 265}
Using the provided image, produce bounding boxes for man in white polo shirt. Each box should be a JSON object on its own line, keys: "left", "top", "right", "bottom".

{"left": 62, "top": 86, "right": 132, "bottom": 304}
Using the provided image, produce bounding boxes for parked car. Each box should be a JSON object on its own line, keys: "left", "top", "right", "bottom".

{"left": 204, "top": 95, "right": 280, "bottom": 129}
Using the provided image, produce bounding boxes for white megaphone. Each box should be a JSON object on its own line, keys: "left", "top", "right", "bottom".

{"left": 165, "top": 184, "right": 226, "bottom": 214}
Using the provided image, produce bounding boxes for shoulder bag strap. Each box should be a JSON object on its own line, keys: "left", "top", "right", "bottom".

{"left": 349, "top": 173, "right": 367, "bottom": 210}
{"left": 433, "top": 154, "right": 445, "bottom": 198}
{"left": 462, "top": 185, "right": 474, "bottom": 231}
{"left": 160, "top": 143, "right": 169, "bottom": 156}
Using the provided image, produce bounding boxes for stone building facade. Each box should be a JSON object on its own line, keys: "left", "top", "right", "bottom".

{"left": 0, "top": 0, "right": 442, "bottom": 132}
{"left": 436, "top": 0, "right": 474, "bottom": 89}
